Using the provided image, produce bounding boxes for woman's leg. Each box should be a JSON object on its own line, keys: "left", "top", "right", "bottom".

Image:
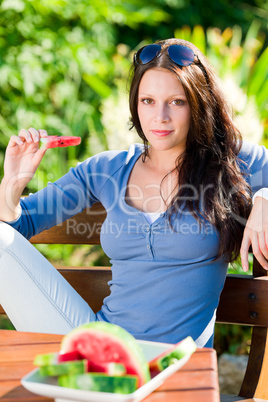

{"left": 0, "top": 222, "right": 96, "bottom": 334}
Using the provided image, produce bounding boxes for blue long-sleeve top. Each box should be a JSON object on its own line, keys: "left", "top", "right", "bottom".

{"left": 8, "top": 140, "right": 268, "bottom": 347}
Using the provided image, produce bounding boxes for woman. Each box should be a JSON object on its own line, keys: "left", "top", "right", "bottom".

{"left": 0, "top": 38, "right": 267, "bottom": 347}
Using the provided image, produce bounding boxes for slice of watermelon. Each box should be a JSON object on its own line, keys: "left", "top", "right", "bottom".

{"left": 40, "top": 136, "right": 81, "bottom": 149}
{"left": 89, "top": 361, "right": 126, "bottom": 375}
{"left": 34, "top": 352, "right": 58, "bottom": 366}
{"left": 34, "top": 350, "right": 82, "bottom": 366}
{"left": 39, "top": 360, "right": 88, "bottom": 377}
{"left": 58, "top": 373, "right": 138, "bottom": 394}
{"left": 60, "top": 322, "right": 151, "bottom": 387}
{"left": 149, "top": 336, "right": 197, "bottom": 372}
{"left": 34, "top": 351, "right": 126, "bottom": 376}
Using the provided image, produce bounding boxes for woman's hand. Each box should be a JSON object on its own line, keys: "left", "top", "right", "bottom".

{"left": 4, "top": 127, "right": 48, "bottom": 191}
{"left": 0, "top": 128, "right": 48, "bottom": 222}
{"left": 240, "top": 196, "right": 268, "bottom": 271}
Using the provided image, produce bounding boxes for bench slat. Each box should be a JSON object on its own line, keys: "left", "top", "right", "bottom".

{"left": 216, "top": 275, "right": 268, "bottom": 326}
{"left": 30, "top": 203, "right": 106, "bottom": 244}
{"left": 2, "top": 268, "right": 268, "bottom": 328}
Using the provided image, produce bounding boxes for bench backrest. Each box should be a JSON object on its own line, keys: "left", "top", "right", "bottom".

{"left": 1, "top": 203, "right": 268, "bottom": 399}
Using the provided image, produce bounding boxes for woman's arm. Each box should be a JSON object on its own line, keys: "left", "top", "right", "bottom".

{"left": 0, "top": 128, "right": 47, "bottom": 222}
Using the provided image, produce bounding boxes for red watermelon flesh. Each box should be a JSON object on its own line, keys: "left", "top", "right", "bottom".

{"left": 89, "top": 361, "right": 126, "bottom": 375}
{"left": 60, "top": 322, "right": 150, "bottom": 388}
{"left": 58, "top": 350, "right": 82, "bottom": 363}
{"left": 40, "top": 136, "right": 81, "bottom": 149}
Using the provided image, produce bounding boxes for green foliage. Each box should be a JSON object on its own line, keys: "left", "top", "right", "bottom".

{"left": 0, "top": 315, "right": 15, "bottom": 330}
{"left": 214, "top": 323, "right": 252, "bottom": 355}
{"left": 175, "top": 24, "right": 268, "bottom": 141}
{"left": 0, "top": 0, "right": 169, "bottom": 181}
{"left": 34, "top": 243, "right": 111, "bottom": 267}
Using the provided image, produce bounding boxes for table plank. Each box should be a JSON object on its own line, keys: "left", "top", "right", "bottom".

{"left": 0, "top": 385, "right": 53, "bottom": 401}
{"left": 183, "top": 348, "right": 218, "bottom": 370}
{"left": 143, "top": 389, "right": 220, "bottom": 402}
{"left": 0, "top": 363, "right": 35, "bottom": 381}
{"left": 157, "top": 369, "right": 219, "bottom": 391}
{"left": 0, "top": 343, "right": 60, "bottom": 363}
{"left": 0, "top": 330, "right": 63, "bottom": 346}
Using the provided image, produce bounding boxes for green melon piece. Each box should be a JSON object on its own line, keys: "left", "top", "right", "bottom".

{"left": 58, "top": 373, "right": 138, "bottom": 394}
{"left": 39, "top": 360, "right": 87, "bottom": 377}
{"left": 149, "top": 336, "right": 197, "bottom": 371}
{"left": 60, "top": 322, "right": 150, "bottom": 387}
{"left": 34, "top": 352, "right": 58, "bottom": 366}
{"left": 34, "top": 350, "right": 82, "bottom": 367}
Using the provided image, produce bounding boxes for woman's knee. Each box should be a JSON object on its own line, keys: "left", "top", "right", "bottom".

{"left": 0, "top": 222, "right": 19, "bottom": 250}
{"left": 0, "top": 222, "right": 33, "bottom": 265}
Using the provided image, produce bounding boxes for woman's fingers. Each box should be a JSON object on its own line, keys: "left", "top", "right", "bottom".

{"left": 241, "top": 198, "right": 268, "bottom": 271}
{"left": 38, "top": 129, "right": 48, "bottom": 138}
{"left": 18, "top": 128, "right": 47, "bottom": 144}
{"left": 18, "top": 128, "right": 33, "bottom": 143}
{"left": 258, "top": 231, "right": 268, "bottom": 262}
{"left": 8, "top": 135, "right": 24, "bottom": 147}
{"left": 251, "top": 231, "right": 268, "bottom": 270}
{"left": 28, "top": 127, "right": 40, "bottom": 143}
{"left": 240, "top": 232, "right": 251, "bottom": 272}
{"left": 241, "top": 228, "right": 268, "bottom": 272}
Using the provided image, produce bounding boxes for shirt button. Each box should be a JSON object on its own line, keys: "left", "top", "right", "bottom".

{"left": 145, "top": 226, "right": 150, "bottom": 232}
{"left": 147, "top": 245, "right": 151, "bottom": 250}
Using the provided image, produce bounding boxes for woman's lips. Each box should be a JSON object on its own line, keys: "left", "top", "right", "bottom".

{"left": 151, "top": 130, "right": 173, "bottom": 137}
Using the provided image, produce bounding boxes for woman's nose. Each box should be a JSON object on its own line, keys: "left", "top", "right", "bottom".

{"left": 154, "top": 104, "right": 170, "bottom": 123}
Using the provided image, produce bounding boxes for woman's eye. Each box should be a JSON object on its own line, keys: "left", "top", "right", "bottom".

{"left": 141, "top": 98, "right": 154, "bottom": 105}
{"left": 172, "top": 99, "right": 185, "bottom": 106}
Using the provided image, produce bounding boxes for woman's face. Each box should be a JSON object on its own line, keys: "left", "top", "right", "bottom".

{"left": 137, "top": 68, "right": 191, "bottom": 155}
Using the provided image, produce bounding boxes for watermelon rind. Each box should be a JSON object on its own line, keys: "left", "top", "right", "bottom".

{"left": 39, "top": 360, "right": 87, "bottom": 377}
{"left": 60, "top": 322, "right": 151, "bottom": 387}
{"left": 34, "top": 352, "right": 58, "bottom": 366}
{"left": 58, "top": 373, "right": 138, "bottom": 394}
{"left": 149, "top": 336, "right": 197, "bottom": 371}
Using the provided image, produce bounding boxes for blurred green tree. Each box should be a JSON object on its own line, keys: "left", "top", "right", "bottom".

{"left": 0, "top": 0, "right": 169, "bottom": 180}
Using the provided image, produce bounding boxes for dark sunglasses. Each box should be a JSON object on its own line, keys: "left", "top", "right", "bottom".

{"left": 134, "top": 44, "right": 198, "bottom": 67}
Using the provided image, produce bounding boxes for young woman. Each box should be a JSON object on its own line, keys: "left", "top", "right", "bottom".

{"left": 0, "top": 38, "right": 268, "bottom": 347}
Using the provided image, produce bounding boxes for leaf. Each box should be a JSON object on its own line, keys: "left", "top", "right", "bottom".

{"left": 1, "top": 0, "right": 25, "bottom": 12}
{"left": 174, "top": 26, "right": 192, "bottom": 42}
{"left": 191, "top": 26, "right": 206, "bottom": 54}
{"left": 82, "top": 73, "right": 112, "bottom": 98}
{"left": 247, "top": 46, "right": 268, "bottom": 97}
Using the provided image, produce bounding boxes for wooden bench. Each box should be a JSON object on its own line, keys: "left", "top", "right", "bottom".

{"left": 1, "top": 202, "right": 268, "bottom": 400}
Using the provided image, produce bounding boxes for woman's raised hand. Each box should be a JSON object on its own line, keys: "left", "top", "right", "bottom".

{"left": 4, "top": 128, "right": 48, "bottom": 190}
{"left": 240, "top": 197, "right": 268, "bottom": 271}
{"left": 0, "top": 128, "right": 48, "bottom": 222}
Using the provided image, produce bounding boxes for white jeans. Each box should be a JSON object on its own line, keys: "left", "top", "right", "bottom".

{"left": 0, "top": 222, "right": 96, "bottom": 334}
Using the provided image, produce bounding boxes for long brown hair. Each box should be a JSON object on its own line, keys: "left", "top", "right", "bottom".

{"left": 129, "top": 38, "right": 252, "bottom": 262}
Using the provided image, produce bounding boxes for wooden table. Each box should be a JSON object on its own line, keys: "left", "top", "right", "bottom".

{"left": 0, "top": 330, "right": 220, "bottom": 402}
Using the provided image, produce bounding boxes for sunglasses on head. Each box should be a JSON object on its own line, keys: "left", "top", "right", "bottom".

{"left": 134, "top": 44, "right": 198, "bottom": 68}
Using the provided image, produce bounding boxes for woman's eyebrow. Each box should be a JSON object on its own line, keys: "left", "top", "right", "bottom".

{"left": 138, "top": 92, "right": 187, "bottom": 97}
